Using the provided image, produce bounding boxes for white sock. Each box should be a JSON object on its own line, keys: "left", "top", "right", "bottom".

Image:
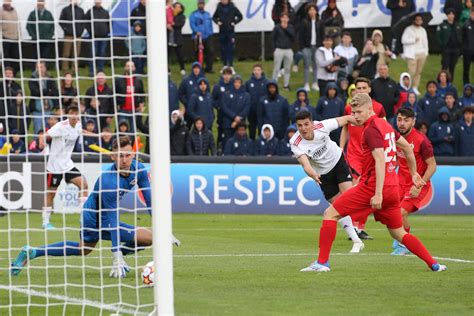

{"left": 42, "top": 206, "right": 52, "bottom": 226}
{"left": 338, "top": 216, "right": 362, "bottom": 243}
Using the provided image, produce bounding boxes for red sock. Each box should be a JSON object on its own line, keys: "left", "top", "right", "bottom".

{"left": 404, "top": 226, "right": 411, "bottom": 233}
{"left": 317, "top": 220, "right": 337, "bottom": 264}
{"left": 402, "top": 234, "right": 437, "bottom": 267}
{"left": 358, "top": 216, "right": 368, "bottom": 230}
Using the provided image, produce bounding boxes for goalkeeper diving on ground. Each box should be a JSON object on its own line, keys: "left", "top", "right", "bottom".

{"left": 11, "top": 136, "right": 180, "bottom": 278}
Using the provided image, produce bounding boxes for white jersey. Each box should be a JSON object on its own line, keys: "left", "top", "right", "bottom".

{"left": 46, "top": 119, "right": 82, "bottom": 174}
{"left": 290, "top": 119, "right": 342, "bottom": 175}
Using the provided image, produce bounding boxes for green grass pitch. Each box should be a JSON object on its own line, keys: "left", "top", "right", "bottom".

{"left": 0, "top": 213, "right": 473, "bottom": 315}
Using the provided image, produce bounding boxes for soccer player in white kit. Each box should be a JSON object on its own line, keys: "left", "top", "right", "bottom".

{"left": 42, "top": 105, "right": 88, "bottom": 229}
{"left": 290, "top": 110, "right": 364, "bottom": 253}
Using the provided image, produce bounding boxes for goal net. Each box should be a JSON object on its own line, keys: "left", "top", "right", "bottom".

{"left": 0, "top": 1, "right": 171, "bottom": 314}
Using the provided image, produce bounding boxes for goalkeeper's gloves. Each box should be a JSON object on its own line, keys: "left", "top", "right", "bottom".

{"left": 172, "top": 234, "right": 181, "bottom": 247}
{"left": 109, "top": 251, "right": 130, "bottom": 278}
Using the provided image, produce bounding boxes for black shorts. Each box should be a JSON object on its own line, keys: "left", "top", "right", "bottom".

{"left": 319, "top": 154, "right": 352, "bottom": 201}
{"left": 47, "top": 167, "right": 82, "bottom": 188}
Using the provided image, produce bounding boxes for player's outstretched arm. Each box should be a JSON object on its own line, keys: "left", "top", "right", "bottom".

{"left": 335, "top": 115, "right": 357, "bottom": 128}
{"left": 297, "top": 155, "right": 321, "bottom": 184}
{"left": 371, "top": 148, "right": 385, "bottom": 210}
{"left": 339, "top": 125, "right": 348, "bottom": 150}
{"left": 396, "top": 137, "right": 426, "bottom": 188}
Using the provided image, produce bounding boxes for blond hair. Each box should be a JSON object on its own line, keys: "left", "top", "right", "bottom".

{"left": 350, "top": 93, "right": 372, "bottom": 108}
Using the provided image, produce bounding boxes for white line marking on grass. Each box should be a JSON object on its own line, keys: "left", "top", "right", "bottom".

{"left": 0, "top": 285, "right": 148, "bottom": 315}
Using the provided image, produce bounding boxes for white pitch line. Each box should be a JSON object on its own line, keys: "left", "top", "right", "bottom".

{"left": 0, "top": 285, "right": 148, "bottom": 315}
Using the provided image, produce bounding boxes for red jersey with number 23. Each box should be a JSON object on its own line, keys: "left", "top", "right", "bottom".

{"left": 360, "top": 115, "right": 400, "bottom": 187}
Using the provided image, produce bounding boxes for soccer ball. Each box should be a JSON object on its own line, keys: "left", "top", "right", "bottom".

{"left": 141, "top": 261, "right": 155, "bottom": 286}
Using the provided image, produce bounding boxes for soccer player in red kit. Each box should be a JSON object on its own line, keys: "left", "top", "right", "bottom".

{"left": 339, "top": 77, "right": 386, "bottom": 239}
{"left": 392, "top": 107, "right": 437, "bottom": 255}
{"left": 301, "top": 94, "right": 446, "bottom": 272}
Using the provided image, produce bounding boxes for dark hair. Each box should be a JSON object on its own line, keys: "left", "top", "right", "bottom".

{"left": 414, "top": 13, "right": 423, "bottom": 19}
{"left": 397, "top": 107, "right": 416, "bottom": 118}
{"left": 235, "top": 122, "right": 247, "bottom": 130}
{"left": 342, "top": 31, "right": 351, "bottom": 37}
{"left": 253, "top": 63, "right": 263, "bottom": 69}
{"left": 112, "top": 135, "right": 132, "bottom": 151}
{"left": 415, "top": 120, "right": 430, "bottom": 131}
{"left": 436, "top": 70, "right": 452, "bottom": 83}
{"left": 323, "top": 35, "right": 333, "bottom": 41}
{"left": 354, "top": 77, "right": 371, "bottom": 87}
{"left": 66, "top": 104, "right": 79, "bottom": 113}
{"left": 426, "top": 80, "right": 437, "bottom": 88}
{"left": 4, "top": 66, "right": 14, "bottom": 73}
{"left": 61, "top": 71, "right": 75, "bottom": 90}
{"left": 280, "top": 12, "right": 289, "bottom": 19}
{"left": 222, "top": 67, "right": 233, "bottom": 75}
{"left": 462, "top": 106, "right": 474, "bottom": 114}
{"left": 295, "top": 109, "right": 312, "bottom": 122}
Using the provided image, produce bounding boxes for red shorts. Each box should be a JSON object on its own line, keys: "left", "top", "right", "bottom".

{"left": 399, "top": 183, "right": 431, "bottom": 213}
{"left": 332, "top": 184, "right": 403, "bottom": 229}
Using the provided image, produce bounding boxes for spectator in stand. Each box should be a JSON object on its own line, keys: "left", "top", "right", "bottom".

{"left": 179, "top": 62, "right": 205, "bottom": 123}
{"left": 271, "top": 0, "right": 295, "bottom": 25}
{"left": 416, "top": 81, "right": 444, "bottom": 125}
{"left": 402, "top": 13, "right": 429, "bottom": 96}
{"left": 187, "top": 117, "right": 216, "bottom": 156}
{"left": 460, "top": 1, "right": 472, "bottom": 25}
{"left": 334, "top": 31, "right": 359, "bottom": 81}
{"left": 0, "top": 124, "right": 6, "bottom": 148}
{"left": 85, "top": 72, "right": 114, "bottom": 129}
{"left": 26, "top": 1, "right": 55, "bottom": 62}
{"left": 455, "top": 106, "right": 474, "bottom": 156}
{"left": 166, "top": 0, "right": 175, "bottom": 47}
{"left": 59, "top": 0, "right": 86, "bottom": 71}
{"left": 315, "top": 82, "right": 345, "bottom": 144}
{"left": 99, "top": 127, "right": 114, "bottom": 152}
{"left": 170, "top": 110, "right": 188, "bottom": 155}
{"left": 188, "top": 78, "right": 214, "bottom": 130}
{"left": 403, "top": 91, "right": 418, "bottom": 110}
{"left": 131, "top": 0, "right": 146, "bottom": 35}
{"left": 1, "top": 1, "right": 21, "bottom": 72}
{"left": 444, "top": 92, "right": 462, "bottom": 123}
{"left": 83, "top": 97, "right": 101, "bottom": 132}
{"left": 298, "top": 4, "right": 322, "bottom": 92}
{"left": 337, "top": 78, "right": 349, "bottom": 100}
{"left": 394, "top": 73, "right": 411, "bottom": 115}
{"left": 1, "top": 67, "right": 26, "bottom": 136}
{"left": 10, "top": 129, "right": 25, "bottom": 154}
{"left": 83, "top": 120, "right": 98, "bottom": 152}
{"left": 60, "top": 72, "right": 78, "bottom": 110}
{"left": 258, "top": 81, "right": 289, "bottom": 140}
{"left": 224, "top": 122, "right": 254, "bottom": 156}
{"left": 221, "top": 76, "right": 250, "bottom": 146}
{"left": 428, "top": 107, "right": 455, "bottom": 156}
{"left": 289, "top": 88, "right": 315, "bottom": 124}
{"left": 29, "top": 129, "right": 47, "bottom": 153}
{"left": 355, "top": 39, "right": 379, "bottom": 80}
{"left": 444, "top": 0, "right": 464, "bottom": 21}
{"left": 346, "top": 83, "right": 356, "bottom": 103}
{"left": 436, "top": 70, "right": 458, "bottom": 99}
{"left": 321, "top": 0, "right": 344, "bottom": 46}
{"left": 462, "top": 8, "right": 474, "bottom": 84}
{"left": 213, "top": 0, "right": 243, "bottom": 70}
{"left": 115, "top": 61, "right": 145, "bottom": 132}
{"left": 245, "top": 64, "right": 268, "bottom": 140}
{"left": 272, "top": 13, "right": 295, "bottom": 90}
{"left": 371, "top": 29, "right": 396, "bottom": 67}
{"left": 458, "top": 84, "right": 474, "bottom": 108}
{"left": 172, "top": 2, "right": 186, "bottom": 76}
{"left": 371, "top": 64, "right": 399, "bottom": 122}
{"left": 387, "top": 0, "right": 415, "bottom": 53}
{"left": 315, "top": 36, "right": 340, "bottom": 97}
{"left": 212, "top": 66, "right": 234, "bottom": 149}
{"left": 28, "top": 61, "right": 59, "bottom": 134}
{"left": 437, "top": 9, "right": 462, "bottom": 81}
{"left": 85, "top": 0, "right": 110, "bottom": 77}
{"left": 278, "top": 124, "right": 297, "bottom": 156}
{"left": 255, "top": 124, "right": 279, "bottom": 156}
{"left": 415, "top": 120, "right": 430, "bottom": 135}
{"left": 189, "top": 0, "right": 214, "bottom": 73}
{"left": 126, "top": 21, "right": 147, "bottom": 74}
{"left": 169, "top": 77, "right": 179, "bottom": 114}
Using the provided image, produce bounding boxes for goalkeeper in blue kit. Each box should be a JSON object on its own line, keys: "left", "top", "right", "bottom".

{"left": 11, "top": 136, "right": 179, "bottom": 278}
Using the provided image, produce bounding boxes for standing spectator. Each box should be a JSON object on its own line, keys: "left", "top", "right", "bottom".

{"left": 170, "top": 110, "right": 188, "bottom": 155}
{"left": 444, "top": 92, "right": 462, "bottom": 123}
{"left": 60, "top": 72, "right": 78, "bottom": 110}
{"left": 459, "top": 0, "right": 472, "bottom": 25}
{"left": 278, "top": 125, "right": 297, "bottom": 156}
{"left": 189, "top": 0, "right": 214, "bottom": 73}
{"left": 402, "top": 13, "right": 429, "bottom": 95}
{"left": 271, "top": 13, "right": 295, "bottom": 90}
{"left": 436, "top": 70, "right": 458, "bottom": 99}
{"left": 289, "top": 88, "right": 315, "bottom": 124}
{"left": 387, "top": 0, "right": 415, "bottom": 54}
{"left": 85, "top": 72, "right": 114, "bottom": 129}
{"left": 59, "top": 0, "right": 86, "bottom": 71}
{"left": 258, "top": 81, "right": 289, "bottom": 140}
{"left": 1, "top": 67, "right": 26, "bottom": 136}
{"left": 416, "top": 81, "right": 445, "bottom": 125}
{"left": 131, "top": 0, "right": 146, "bottom": 35}
{"left": 370, "top": 64, "right": 400, "bottom": 122}
{"left": 371, "top": 29, "right": 395, "bottom": 67}
{"left": 224, "top": 122, "right": 254, "bottom": 156}
{"left": 0, "top": 124, "right": 6, "bottom": 148}
{"left": 26, "top": 1, "right": 55, "bottom": 62}
{"left": 255, "top": 124, "right": 279, "bottom": 156}
{"left": 166, "top": 0, "right": 175, "bottom": 47}
{"left": 458, "top": 84, "right": 474, "bottom": 108}
{"left": 188, "top": 78, "right": 214, "bottom": 130}
{"left": 221, "top": 76, "right": 250, "bottom": 146}
{"left": 85, "top": 0, "right": 110, "bottom": 77}
{"left": 428, "top": 107, "right": 455, "bottom": 156}
{"left": 1, "top": 0, "right": 21, "bottom": 72}
{"left": 346, "top": 83, "right": 356, "bottom": 104}
{"left": 355, "top": 39, "right": 379, "bottom": 80}
{"left": 212, "top": 0, "right": 243, "bottom": 70}
{"left": 298, "top": 4, "right": 322, "bottom": 92}
{"left": 462, "top": 8, "right": 474, "bottom": 85}
{"left": 455, "top": 106, "right": 474, "bottom": 156}
{"left": 271, "top": 0, "right": 294, "bottom": 25}
{"left": 403, "top": 91, "right": 418, "bottom": 110}
{"left": 321, "top": 0, "right": 344, "bottom": 45}
{"left": 179, "top": 62, "right": 205, "bottom": 123}
{"left": 245, "top": 64, "right": 268, "bottom": 140}
{"left": 172, "top": 2, "right": 186, "bottom": 76}
{"left": 125, "top": 21, "right": 147, "bottom": 74}
{"left": 187, "top": 117, "right": 216, "bottom": 156}
{"left": 437, "top": 9, "right": 462, "bottom": 80}
{"left": 169, "top": 77, "right": 179, "bottom": 114}
{"left": 444, "top": 0, "right": 464, "bottom": 21}
{"left": 315, "top": 82, "right": 345, "bottom": 143}
{"left": 337, "top": 78, "right": 349, "bottom": 100}
{"left": 394, "top": 72, "right": 412, "bottom": 115}
{"left": 212, "top": 66, "right": 234, "bottom": 149}
{"left": 315, "top": 36, "right": 339, "bottom": 97}
{"left": 334, "top": 31, "right": 359, "bottom": 81}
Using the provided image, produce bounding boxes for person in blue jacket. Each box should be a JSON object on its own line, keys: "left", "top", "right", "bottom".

{"left": 258, "top": 80, "right": 289, "bottom": 140}
{"left": 189, "top": 0, "right": 214, "bottom": 73}
{"left": 221, "top": 75, "right": 250, "bottom": 146}
{"left": 457, "top": 84, "right": 474, "bottom": 108}
{"left": 455, "top": 106, "right": 474, "bottom": 156}
{"left": 428, "top": 107, "right": 456, "bottom": 156}
{"left": 436, "top": 70, "right": 458, "bottom": 100}
{"left": 254, "top": 124, "right": 279, "bottom": 156}
{"left": 289, "top": 88, "right": 316, "bottom": 124}
{"left": 224, "top": 122, "right": 254, "bottom": 156}
{"left": 178, "top": 62, "right": 206, "bottom": 124}
{"left": 278, "top": 124, "right": 297, "bottom": 156}
{"left": 212, "top": 66, "right": 234, "bottom": 150}
{"left": 416, "top": 80, "right": 445, "bottom": 125}
{"left": 188, "top": 77, "right": 214, "bottom": 130}
{"left": 315, "top": 82, "right": 345, "bottom": 144}
{"left": 245, "top": 64, "right": 268, "bottom": 139}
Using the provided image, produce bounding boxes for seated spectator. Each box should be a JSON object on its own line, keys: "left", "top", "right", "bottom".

{"left": 415, "top": 120, "right": 430, "bottom": 135}
{"left": 99, "top": 127, "right": 114, "bottom": 152}
{"left": 444, "top": 92, "right": 462, "bottom": 123}
{"left": 188, "top": 78, "right": 214, "bottom": 130}
{"left": 1, "top": 67, "right": 27, "bottom": 136}
{"left": 83, "top": 97, "right": 100, "bottom": 132}
{"left": 179, "top": 62, "right": 205, "bottom": 121}
{"left": 60, "top": 72, "right": 78, "bottom": 109}
{"left": 428, "top": 107, "right": 455, "bottom": 156}
{"left": 315, "top": 82, "right": 345, "bottom": 143}
{"left": 403, "top": 91, "right": 418, "bottom": 110}
{"left": 370, "top": 64, "right": 399, "bottom": 122}
{"left": 271, "top": 13, "right": 295, "bottom": 90}
{"left": 455, "top": 106, "right": 474, "bottom": 156}
{"left": 10, "top": 129, "right": 25, "bottom": 154}
{"left": 278, "top": 124, "right": 297, "bottom": 156}
{"left": 371, "top": 29, "right": 395, "bottom": 67}
{"left": 355, "top": 39, "right": 379, "bottom": 80}
{"left": 258, "top": 81, "right": 289, "bottom": 140}
{"left": 394, "top": 72, "right": 412, "bottom": 115}
{"left": 187, "top": 117, "right": 216, "bottom": 156}
{"left": 224, "top": 122, "right": 254, "bottom": 156}
{"left": 436, "top": 70, "right": 458, "bottom": 99}
{"left": 337, "top": 78, "right": 349, "bottom": 100}
{"left": 221, "top": 76, "right": 250, "bottom": 146}
{"left": 28, "top": 130, "right": 47, "bottom": 154}
{"left": 170, "top": 110, "right": 188, "bottom": 155}
{"left": 118, "top": 120, "right": 134, "bottom": 143}
{"left": 85, "top": 72, "right": 114, "bottom": 129}
{"left": 255, "top": 124, "right": 279, "bottom": 156}
{"left": 334, "top": 31, "right": 358, "bottom": 81}
{"left": 289, "top": 88, "right": 315, "bottom": 124}
{"left": 458, "top": 83, "right": 474, "bottom": 108}
{"left": 416, "top": 81, "right": 444, "bottom": 125}
{"left": 245, "top": 64, "right": 268, "bottom": 140}
{"left": 315, "top": 36, "right": 339, "bottom": 97}
{"left": 321, "top": 0, "right": 344, "bottom": 45}
{"left": 125, "top": 21, "right": 147, "bottom": 74}
{"left": 83, "top": 120, "right": 98, "bottom": 152}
